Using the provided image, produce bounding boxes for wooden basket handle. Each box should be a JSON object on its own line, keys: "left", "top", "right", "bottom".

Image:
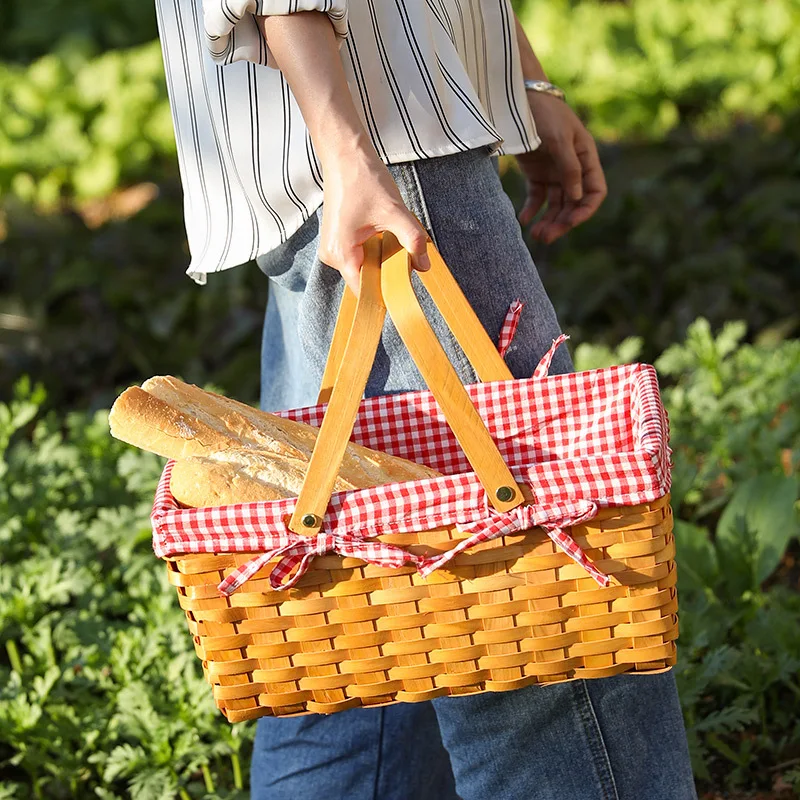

{"left": 288, "top": 236, "right": 386, "bottom": 535}
{"left": 289, "top": 234, "right": 523, "bottom": 537}
{"left": 319, "top": 238, "right": 514, "bottom": 392}
{"left": 316, "top": 285, "right": 357, "bottom": 405}
{"left": 380, "top": 233, "right": 521, "bottom": 511}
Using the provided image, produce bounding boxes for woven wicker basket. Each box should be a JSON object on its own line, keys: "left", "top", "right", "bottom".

{"left": 155, "top": 235, "right": 679, "bottom": 722}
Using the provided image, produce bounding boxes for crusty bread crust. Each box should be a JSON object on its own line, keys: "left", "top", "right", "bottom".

{"left": 109, "top": 376, "right": 440, "bottom": 507}
{"left": 108, "top": 387, "right": 237, "bottom": 461}
{"left": 169, "top": 456, "right": 289, "bottom": 507}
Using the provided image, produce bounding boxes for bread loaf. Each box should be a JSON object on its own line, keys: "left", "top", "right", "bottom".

{"left": 168, "top": 455, "right": 289, "bottom": 508}
{"left": 168, "top": 445, "right": 371, "bottom": 508}
{"left": 109, "top": 376, "right": 440, "bottom": 507}
{"left": 109, "top": 387, "right": 237, "bottom": 462}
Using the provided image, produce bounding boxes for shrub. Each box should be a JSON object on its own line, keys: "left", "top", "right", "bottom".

{"left": 504, "top": 117, "right": 800, "bottom": 361}
{"left": 0, "top": 41, "right": 174, "bottom": 207}
{"left": 3, "top": 0, "right": 800, "bottom": 207}
{"left": 0, "top": 378, "right": 253, "bottom": 799}
{"left": 519, "top": 0, "right": 800, "bottom": 139}
{"left": 578, "top": 320, "right": 800, "bottom": 791}
{"left": 0, "top": 2, "right": 157, "bottom": 63}
{"left": 1, "top": 322, "right": 799, "bottom": 796}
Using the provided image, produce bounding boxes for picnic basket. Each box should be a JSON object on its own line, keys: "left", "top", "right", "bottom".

{"left": 151, "top": 234, "right": 679, "bottom": 722}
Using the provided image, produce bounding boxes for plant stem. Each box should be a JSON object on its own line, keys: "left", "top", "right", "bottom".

{"left": 6, "top": 639, "right": 22, "bottom": 674}
{"left": 179, "top": 789, "right": 192, "bottom": 800}
{"left": 769, "top": 756, "right": 800, "bottom": 773}
{"left": 707, "top": 733, "right": 744, "bottom": 766}
{"left": 231, "top": 753, "right": 242, "bottom": 790}
{"left": 201, "top": 763, "right": 215, "bottom": 793}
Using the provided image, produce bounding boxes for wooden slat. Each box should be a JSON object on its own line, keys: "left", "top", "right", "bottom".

{"left": 380, "top": 233, "right": 522, "bottom": 512}
{"left": 289, "top": 236, "right": 386, "bottom": 535}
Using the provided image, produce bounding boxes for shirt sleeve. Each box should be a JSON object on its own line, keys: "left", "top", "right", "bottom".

{"left": 203, "top": 1, "right": 348, "bottom": 68}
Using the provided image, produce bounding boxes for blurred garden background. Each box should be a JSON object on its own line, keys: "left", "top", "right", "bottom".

{"left": 1, "top": 0, "right": 799, "bottom": 797}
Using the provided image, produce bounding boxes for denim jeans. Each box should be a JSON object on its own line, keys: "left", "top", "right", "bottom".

{"left": 254, "top": 148, "right": 697, "bottom": 800}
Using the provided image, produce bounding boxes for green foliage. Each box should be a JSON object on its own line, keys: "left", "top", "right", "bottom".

{"left": 4, "top": 116, "right": 799, "bottom": 415}
{"left": 0, "top": 41, "right": 174, "bottom": 205}
{"left": 520, "top": 0, "right": 800, "bottom": 139}
{"left": 0, "top": 197, "right": 268, "bottom": 413}
{"left": 657, "top": 318, "right": 800, "bottom": 518}
{"left": 674, "top": 584, "right": 800, "bottom": 790}
{"left": 3, "top": 0, "right": 800, "bottom": 206}
{"left": 656, "top": 320, "right": 800, "bottom": 792}
{"left": 0, "top": 2, "right": 157, "bottom": 63}
{"left": 572, "top": 336, "right": 642, "bottom": 371}
{"left": 504, "top": 116, "right": 800, "bottom": 361}
{"left": 0, "top": 382, "right": 253, "bottom": 798}
{"left": 569, "top": 320, "right": 800, "bottom": 791}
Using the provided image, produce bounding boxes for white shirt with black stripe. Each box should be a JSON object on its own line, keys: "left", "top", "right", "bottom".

{"left": 155, "top": 0, "right": 540, "bottom": 284}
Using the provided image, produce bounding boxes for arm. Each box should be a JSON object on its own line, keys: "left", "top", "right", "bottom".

{"left": 256, "top": 12, "right": 429, "bottom": 292}
{"left": 514, "top": 15, "right": 607, "bottom": 244}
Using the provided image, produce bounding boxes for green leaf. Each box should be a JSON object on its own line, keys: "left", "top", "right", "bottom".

{"left": 673, "top": 520, "right": 719, "bottom": 594}
{"left": 128, "top": 769, "right": 177, "bottom": 800}
{"left": 716, "top": 474, "right": 800, "bottom": 587}
{"left": 103, "top": 744, "right": 147, "bottom": 783}
{"left": 693, "top": 704, "right": 759, "bottom": 734}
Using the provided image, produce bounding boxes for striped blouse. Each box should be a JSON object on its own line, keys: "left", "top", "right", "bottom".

{"left": 155, "top": 0, "right": 539, "bottom": 284}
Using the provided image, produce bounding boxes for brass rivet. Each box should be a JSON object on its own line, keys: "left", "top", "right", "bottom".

{"left": 496, "top": 486, "right": 515, "bottom": 502}
{"left": 301, "top": 514, "right": 319, "bottom": 528}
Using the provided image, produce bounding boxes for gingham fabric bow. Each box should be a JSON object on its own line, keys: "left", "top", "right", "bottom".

{"left": 216, "top": 496, "right": 610, "bottom": 595}
{"left": 421, "top": 500, "right": 611, "bottom": 587}
{"left": 217, "top": 532, "right": 424, "bottom": 594}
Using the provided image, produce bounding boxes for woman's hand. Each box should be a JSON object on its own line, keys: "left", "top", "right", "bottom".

{"left": 516, "top": 93, "right": 607, "bottom": 245}
{"left": 317, "top": 134, "right": 430, "bottom": 295}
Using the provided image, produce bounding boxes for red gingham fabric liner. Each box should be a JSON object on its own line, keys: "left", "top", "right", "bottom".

{"left": 497, "top": 299, "right": 524, "bottom": 358}
{"left": 151, "top": 333, "right": 672, "bottom": 594}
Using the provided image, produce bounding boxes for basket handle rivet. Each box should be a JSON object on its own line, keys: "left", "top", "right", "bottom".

{"left": 496, "top": 486, "right": 515, "bottom": 502}
{"left": 301, "top": 514, "right": 320, "bottom": 528}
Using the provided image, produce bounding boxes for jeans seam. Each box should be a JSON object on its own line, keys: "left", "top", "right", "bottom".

{"left": 404, "top": 160, "right": 439, "bottom": 249}
{"left": 577, "top": 680, "right": 620, "bottom": 800}
{"left": 372, "top": 706, "right": 385, "bottom": 800}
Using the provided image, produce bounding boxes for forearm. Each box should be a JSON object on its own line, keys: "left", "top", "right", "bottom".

{"left": 514, "top": 15, "right": 548, "bottom": 82}
{"left": 257, "top": 12, "right": 376, "bottom": 171}
{"left": 256, "top": 11, "right": 428, "bottom": 289}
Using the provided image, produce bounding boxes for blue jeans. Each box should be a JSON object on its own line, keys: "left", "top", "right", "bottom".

{"left": 254, "top": 148, "right": 697, "bottom": 800}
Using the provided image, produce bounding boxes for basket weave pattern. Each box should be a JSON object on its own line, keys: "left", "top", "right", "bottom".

{"left": 167, "top": 495, "right": 677, "bottom": 722}
{"left": 157, "top": 239, "right": 679, "bottom": 722}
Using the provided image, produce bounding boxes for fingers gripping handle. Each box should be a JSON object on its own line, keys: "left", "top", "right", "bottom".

{"left": 320, "top": 239, "right": 515, "bottom": 389}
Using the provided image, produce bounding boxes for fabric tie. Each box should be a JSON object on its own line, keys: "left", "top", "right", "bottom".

{"left": 217, "top": 532, "right": 423, "bottom": 595}
{"left": 218, "top": 497, "right": 610, "bottom": 595}
{"left": 418, "top": 499, "right": 611, "bottom": 587}
{"left": 534, "top": 333, "right": 570, "bottom": 379}
{"left": 497, "top": 299, "right": 525, "bottom": 358}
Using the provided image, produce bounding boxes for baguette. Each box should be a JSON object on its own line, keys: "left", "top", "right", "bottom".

{"left": 109, "top": 376, "right": 440, "bottom": 507}
{"left": 140, "top": 376, "right": 437, "bottom": 486}
{"left": 169, "top": 447, "right": 363, "bottom": 508}
{"left": 108, "top": 387, "right": 234, "bottom": 461}
{"left": 168, "top": 455, "right": 289, "bottom": 507}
